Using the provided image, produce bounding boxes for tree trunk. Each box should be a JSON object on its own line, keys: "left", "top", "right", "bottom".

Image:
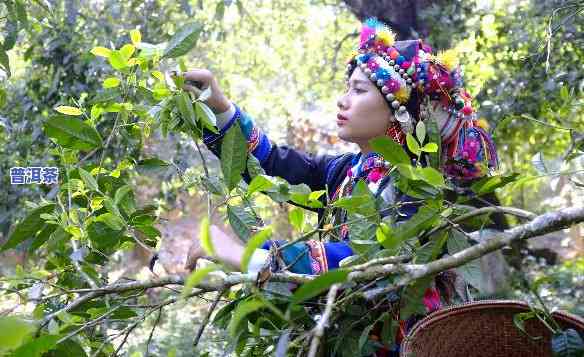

{"left": 341, "top": 0, "right": 451, "bottom": 40}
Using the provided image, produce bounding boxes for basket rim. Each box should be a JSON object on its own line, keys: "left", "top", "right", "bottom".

{"left": 401, "top": 299, "right": 584, "bottom": 353}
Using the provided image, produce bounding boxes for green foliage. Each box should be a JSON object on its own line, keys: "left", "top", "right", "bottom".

{"left": 0, "top": 1, "right": 582, "bottom": 356}
{"left": 291, "top": 270, "right": 348, "bottom": 304}
{"left": 1, "top": 203, "right": 55, "bottom": 252}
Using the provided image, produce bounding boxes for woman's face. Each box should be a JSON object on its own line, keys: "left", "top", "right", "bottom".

{"left": 336, "top": 67, "right": 394, "bottom": 150}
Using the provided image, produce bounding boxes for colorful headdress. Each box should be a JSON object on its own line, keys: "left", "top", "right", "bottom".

{"left": 346, "top": 18, "right": 498, "bottom": 181}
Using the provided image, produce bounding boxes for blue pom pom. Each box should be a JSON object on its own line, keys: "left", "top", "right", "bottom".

{"left": 365, "top": 17, "right": 380, "bottom": 28}
{"left": 396, "top": 55, "right": 406, "bottom": 65}
{"left": 377, "top": 68, "right": 390, "bottom": 79}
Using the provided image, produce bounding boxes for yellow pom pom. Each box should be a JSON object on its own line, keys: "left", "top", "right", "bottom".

{"left": 436, "top": 49, "right": 459, "bottom": 71}
{"left": 395, "top": 86, "right": 410, "bottom": 103}
{"left": 346, "top": 49, "right": 359, "bottom": 63}
{"left": 476, "top": 118, "right": 490, "bottom": 130}
{"left": 377, "top": 29, "right": 395, "bottom": 46}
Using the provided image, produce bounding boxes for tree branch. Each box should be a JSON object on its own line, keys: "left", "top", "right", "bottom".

{"left": 307, "top": 283, "right": 340, "bottom": 357}
{"left": 35, "top": 206, "right": 584, "bottom": 337}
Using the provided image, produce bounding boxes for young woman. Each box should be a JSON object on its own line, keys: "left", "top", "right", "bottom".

{"left": 184, "top": 18, "right": 498, "bottom": 353}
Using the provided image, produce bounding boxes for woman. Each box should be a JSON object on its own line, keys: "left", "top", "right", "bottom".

{"left": 185, "top": 18, "right": 498, "bottom": 353}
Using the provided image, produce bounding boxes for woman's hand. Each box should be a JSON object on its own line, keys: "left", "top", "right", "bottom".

{"left": 185, "top": 224, "right": 245, "bottom": 271}
{"left": 177, "top": 69, "right": 231, "bottom": 113}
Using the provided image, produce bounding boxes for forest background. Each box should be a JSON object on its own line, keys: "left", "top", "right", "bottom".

{"left": 0, "top": 0, "right": 583, "bottom": 356}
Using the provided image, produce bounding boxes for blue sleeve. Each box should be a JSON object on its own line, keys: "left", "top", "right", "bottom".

{"left": 203, "top": 104, "right": 341, "bottom": 192}
{"left": 260, "top": 240, "right": 353, "bottom": 275}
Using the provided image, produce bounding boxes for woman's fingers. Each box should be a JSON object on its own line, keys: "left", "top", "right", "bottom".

{"left": 173, "top": 69, "right": 230, "bottom": 113}
{"left": 182, "top": 84, "right": 202, "bottom": 96}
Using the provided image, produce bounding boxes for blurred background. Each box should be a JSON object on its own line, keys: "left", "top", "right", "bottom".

{"left": 0, "top": 0, "right": 582, "bottom": 355}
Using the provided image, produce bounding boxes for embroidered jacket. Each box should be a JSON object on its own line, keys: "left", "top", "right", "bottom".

{"left": 203, "top": 103, "right": 421, "bottom": 275}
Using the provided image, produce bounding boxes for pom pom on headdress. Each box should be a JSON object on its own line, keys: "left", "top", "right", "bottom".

{"left": 435, "top": 49, "right": 459, "bottom": 72}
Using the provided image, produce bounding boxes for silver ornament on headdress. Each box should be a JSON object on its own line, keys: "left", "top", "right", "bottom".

{"left": 377, "top": 79, "right": 385, "bottom": 87}
{"left": 395, "top": 106, "right": 413, "bottom": 133}
{"left": 370, "top": 73, "right": 377, "bottom": 81}
{"left": 381, "top": 86, "right": 390, "bottom": 94}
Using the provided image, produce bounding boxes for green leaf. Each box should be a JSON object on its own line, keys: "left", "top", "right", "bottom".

{"left": 552, "top": 329, "right": 584, "bottom": 357}
{"left": 103, "top": 77, "right": 120, "bottom": 89}
{"left": 400, "top": 276, "right": 433, "bottom": 319}
{"left": 108, "top": 50, "right": 128, "bottom": 70}
{"left": 247, "top": 154, "right": 266, "bottom": 179}
{"left": 416, "top": 120, "right": 426, "bottom": 144}
{"left": 470, "top": 173, "right": 519, "bottom": 195}
{"left": 241, "top": 227, "right": 272, "bottom": 272}
{"left": 2, "top": 17, "right": 18, "bottom": 51}
{"left": 421, "top": 142, "right": 438, "bottom": 153}
{"left": 87, "top": 222, "right": 123, "bottom": 252}
{"left": 176, "top": 92, "right": 197, "bottom": 130}
{"left": 247, "top": 175, "right": 275, "bottom": 196}
{"left": 332, "top": 180, "right": 377, "bottom": 218}
{"left": 55, "top": 106, "right": 82, "bottom": 116}
{"left": 78, "top": 168, "right": 99, "bottom": 192}
{"left": 114, "top": 185, "right": 132, "bottom": 205}
{"left": 12, "top": 334, "right": 59, "bottom": 356}
{"left": 95, "top": 213, "right": 125, "bottom": 231}
{"left": 221, "top": 122, "right": 248, "bottom": 191}
{"left": 291, "top": 270, "right": 348, "bottom": 304}
{"left": 227, "top": 205, "right": 256, "bottom": 242}
{"left": 195, "top": 102, "right": 218, "bottom": 133}
{"left": 424, "top": 105, "right": 442, "bottom": 169}
{"left": 90, "top": 46, "right": 111, "bottom": 58}
{"left": 417, "top": 167, "right": 446, "bottom": 188}
{"left": 406, "top": 133, "right": 421, "bottom": 156}
{"left": 288, "top": 208, "right": 304, "bottom": 232}
{"left": 376, "top": 223, "right": 402, "bottom": 252}
{"left": 130, "top": 29, "right": 142, "bottom": 45}
{"left": 182, "top": 264, "right": 218, "bottom": 299}
{"left": 199, "top": 217, "right": 214, "bottom": 256}
{"left": 369, "top": 136, "right": 410, "bottom": 165}
{"left": 0, "top": 50, "right": 10, "bottom": 77}
{"left": 45, "top": 338, "right": 87, "bottom": 356}
{"left": 396, "top": 163, "right": 417, "bottom": 180}
{"left": 201, "top": 176, "right": 226, "bottom": 196}
{"left": 163, "top": 22, "right": 202, "bottom": 58}
{"left": 119, "top": 44, "right": 135, "bottom": 60}
{"left": 44, "top": 115, "right": 103, "bottom": 151}
{"left": 447, "top": 230, "right": 483, "bottom": 291}
{"left": 15, "top": 1, "right": 28, "bottom": 29}
{"left": 289, "top": 184, "right": 324, "bottom": 208}
{"left": 393, "top": 200, "right": 441, "bottom": 243}
{"left": 228, "top": 299, "right": 265, "bottom": 337}
{"left": 0, "top": 316, "right": 34, "bottom": 351}
{"left": 215, "top": 0, "right": 226, "bottom": 20}
{"left": 1, "top": 203, "right": 56, "bottom": 252}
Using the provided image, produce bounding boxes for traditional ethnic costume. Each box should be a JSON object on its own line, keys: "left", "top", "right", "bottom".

{"left": 203, "top": 18, "right": 499, "bottom": 356}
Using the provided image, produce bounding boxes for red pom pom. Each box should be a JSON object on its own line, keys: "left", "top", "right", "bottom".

{"left": 401, "top": 61, "right": 411, "bottom": 69}
{"left": 462, "top": 105, "right": 473, "bottom": 115}
{"left": 389, "top": 49, "right": 399, "bottom": 60}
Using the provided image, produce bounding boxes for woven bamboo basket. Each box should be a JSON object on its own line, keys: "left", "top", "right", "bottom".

{"left": 401, "top": 300, "right": 584, "bottom": 357}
